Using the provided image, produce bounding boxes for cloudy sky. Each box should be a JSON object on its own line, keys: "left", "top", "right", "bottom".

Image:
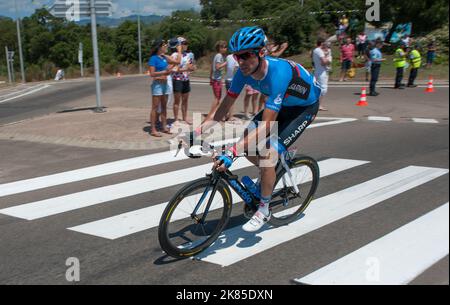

{"left": 0, "top": 0, "right": 201, "bottom": 19}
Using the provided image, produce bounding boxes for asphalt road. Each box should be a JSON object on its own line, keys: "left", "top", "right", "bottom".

{"left": 0, "top": 77, "right": 448, "bottom": 285}
{"left": 0, "top": 76, "right": 142, "bottom": 125}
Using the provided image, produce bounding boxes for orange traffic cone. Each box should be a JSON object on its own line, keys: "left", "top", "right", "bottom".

{"left": 356, "top": 87, "right": 369, "bottom": 106}
{"left": 117, "top": 72, "right": 122, "bottom": 78}
{"left": 425, "top": 76, "right": 434, "bottom": 93}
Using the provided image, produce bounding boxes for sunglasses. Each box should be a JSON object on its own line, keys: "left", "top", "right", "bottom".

{"left": 233, "top": 50, "right": 259, "bottom": 61}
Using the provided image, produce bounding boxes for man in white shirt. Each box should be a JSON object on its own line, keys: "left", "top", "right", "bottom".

{"left": 225, "top": 54, "right": 238, "bottom": 91}
{"left": 225, "top": 54, "right": 239, "bottom": 120}
{"left": 312, "top": 38, "right": 332, "bottom": 111}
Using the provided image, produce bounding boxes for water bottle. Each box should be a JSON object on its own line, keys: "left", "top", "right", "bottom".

{"left": 242, "top": 176, "right": 260, "bottom": 199}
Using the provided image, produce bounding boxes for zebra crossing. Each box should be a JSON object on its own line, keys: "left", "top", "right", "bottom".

{"left": 0, "top": 149, "right": 448, "bottom": 285}
{"left": 294, "top": 203, "right": 449, "bottom": 285}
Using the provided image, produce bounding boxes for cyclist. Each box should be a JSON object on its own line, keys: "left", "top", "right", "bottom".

{"left": 189, "top": 26, "right": 321, "bottom": 232}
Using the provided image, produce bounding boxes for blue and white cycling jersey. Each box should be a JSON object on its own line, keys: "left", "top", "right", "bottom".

{"left": 228, "top": 56, "right": 321, "bottom": 112}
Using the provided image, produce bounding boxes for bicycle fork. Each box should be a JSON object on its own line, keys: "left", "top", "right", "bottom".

{"left": 191, "top": 175, "right": 220, "bottom": 224}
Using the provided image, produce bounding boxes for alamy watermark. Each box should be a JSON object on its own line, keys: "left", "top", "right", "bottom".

{"left": 66, "top": 257, "right": 80, "bottom": 282}
{"left": 169, "top": 112, "right": 285, "bottom": 167}
{"left": 366, "top": 0, "right": 380, "bottom": 22}
{"left": 65, "top": 0, "right": 81, "bottom": 22}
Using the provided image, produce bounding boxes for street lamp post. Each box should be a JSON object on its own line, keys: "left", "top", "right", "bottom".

{"left": 14, "top": 0, "right": 26, "bottom": 83}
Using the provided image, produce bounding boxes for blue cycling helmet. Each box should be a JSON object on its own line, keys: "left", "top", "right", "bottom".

{"left": 229, "top": 26, "right": 266, "bottom": 53}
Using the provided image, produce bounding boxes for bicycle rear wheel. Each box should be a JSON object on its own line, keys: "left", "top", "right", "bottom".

{"left": 269, "top": 155, "right": 319, "bottom": 226}
{"left": 158, "top": 177, "right": 232, "bottom": 258}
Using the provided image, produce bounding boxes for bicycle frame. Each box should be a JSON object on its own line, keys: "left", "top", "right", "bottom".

{"left": 190, "top": 153, "right": 300, "bottom": 223}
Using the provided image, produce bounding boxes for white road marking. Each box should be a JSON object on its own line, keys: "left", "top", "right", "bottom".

{"left": 67, "top": 158, "right": 369, "bottom": 239}
{"left": 194, "top": 166, "right": 449, "bottom": 267}
{"left": 0, "top": 158, "right": 254, "bottom": 220}
{"left": 412, "top": 118, "right": 439, "bottom": 124}
{"left": 0, "top": 84, "right": 51, "bottom": 104}
{"left": 0, "top": 151, "right": 190, "bottom": 198}
{"left": 294, "top": 203, "right": 449, "bottom": 285}
{"left": 368, "top": 116, "right": 392, "bottom": 122}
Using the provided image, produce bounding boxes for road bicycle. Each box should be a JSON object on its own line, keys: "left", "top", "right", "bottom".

{"left": 158, "top": 140, "right": 320, "bottom": 259}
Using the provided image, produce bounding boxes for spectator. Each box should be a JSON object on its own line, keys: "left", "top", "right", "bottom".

{"left": 148, "top": 39, "right": 181, "bottom": 137}
{"left": 313, "top": 37, "right": 332, "bottom": 111}
{"left": 265, "top": 39, "right": 289, "bottom": 58}
{"left": 54, "top": 68, "right": 65, "bottom": 81}
{"left": 393, "top": 43, "right": 408, "bottom": 89}
{"left": 225, "top": 53, "right": 239, "bottom": 120}
{"left": 401, "top": 35, "right": 411, "bottom": 48}
{"left": 369, "top": 40, "right": 385, "bottom": 96}
{"left": 170, "top": 37, "right": 196, "bottom": 125}
{"left": 205, "top": 41, "right": 228, "bottom": 122}
{"left": 364, "top": 41, "right": 373, "bottom": 82}
{"left": 244, "top": 85, "right": 259, "bottom": 119}
{"left": 426, "top": 39, "right": 437, "bottom": 69}
{"left": 340, "top": 15, "right": 349, "bottom": 30}
{"left": 407, "top": 44, "right": 422, "bottom": 87}
{"left": 339, "top": 37, "right": 355, "bottom": 82}
{"left": 337, "top": 15, "right": 349, "bottom": 40}
{"left": 357, "top": 32, "right": 367, "bottom": 58}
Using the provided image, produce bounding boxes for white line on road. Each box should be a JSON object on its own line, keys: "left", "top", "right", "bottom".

{"left": 411, "top": 118, "right": 439, "bottom": 124}
{"left": 294, "top": 203, "right": 449, "bottom": 285}
{"left": 0, "top": 118, "right": 357, "bottom": 198}
{"left": 309, "top": 117, "right": 358, "bottom": 128}
{"left": 0, "top": 84, "right": 51, "bottom": 104}
{"left": 194, "top": 166, "right": 449, "bottom": 267}
{"left": 0, "top": 150, "right": 190, "bottom": 198}
{"left": 368, "top": 116, "right": 393, "bottom": 122}
{"left": 0, "top": 158, "right": 255, "bottom": 220}
{"left": 67, "top": 158, "right": 369, "bottom": 239}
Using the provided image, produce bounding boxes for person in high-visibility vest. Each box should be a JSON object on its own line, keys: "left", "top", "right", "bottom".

{"left": 407, "top": 44, "right": 422, "bottom": 87}
{"left": 393, "top": 43, "right": 408, "bottom": 89}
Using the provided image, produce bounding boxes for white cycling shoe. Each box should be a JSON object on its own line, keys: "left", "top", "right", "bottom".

{"left": 242, "top": 210, "right": 271, "bottom": 233}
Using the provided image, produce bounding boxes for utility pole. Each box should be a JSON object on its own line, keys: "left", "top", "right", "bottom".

{"left": 14, "top": 0, "right": 26, "bottom": 83}
{"left": 137, "top": 0, "right": 143, "bottom": 74}
{"left": 89, "top": 0, "right": 105, "bottom": 112}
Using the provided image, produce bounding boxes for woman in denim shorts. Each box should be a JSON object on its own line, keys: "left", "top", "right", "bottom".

{"left": 148, "top": 39, "right": 181, "bottom": 137}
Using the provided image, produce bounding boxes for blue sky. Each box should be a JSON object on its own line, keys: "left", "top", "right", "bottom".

{"left": 0, "top": 0, "right": 201, "bottom": 19}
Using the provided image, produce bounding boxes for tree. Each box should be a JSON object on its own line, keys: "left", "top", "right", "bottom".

{"left": 268, "top": 4, "right": 319, "bottom": 54}
{"left": 114, "top": 21, "right": 139, "bottom": 63}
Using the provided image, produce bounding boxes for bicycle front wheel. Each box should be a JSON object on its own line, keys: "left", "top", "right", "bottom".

{"left": 269, "top": 155, "right": 320, "bottom": 226}
{"left": 158, "top": 177, "right": 232, "bottom": 258}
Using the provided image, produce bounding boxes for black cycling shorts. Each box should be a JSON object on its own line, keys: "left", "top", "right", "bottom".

{"left": 248, "top": 102, "right": 319, "bottom": 154}
{"left": 173, "top": 79, "right": 191, "bottom": 94}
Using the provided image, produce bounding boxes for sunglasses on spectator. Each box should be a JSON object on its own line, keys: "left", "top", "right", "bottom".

{"left": 181, "top": 41, "right": 188, "bottom": 45}
{"left": 233, "top": 50, "right": 259, "bottom": 61}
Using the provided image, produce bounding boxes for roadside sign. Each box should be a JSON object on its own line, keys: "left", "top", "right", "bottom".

{"left": 49, "top": 0, "right": 112, "bottom": 21}
{"left": 78, "top": 44, "right": 83, "bottom": 64}
{"left": 7, "top": 51, "right": 15, "bottom": 61}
